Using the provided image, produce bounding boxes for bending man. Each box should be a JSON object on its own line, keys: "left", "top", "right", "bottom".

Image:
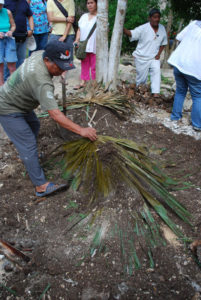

{"left": 0, "top": 41, "right": 97, "bottom": 197}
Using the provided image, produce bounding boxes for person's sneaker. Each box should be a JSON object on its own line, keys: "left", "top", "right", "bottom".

{"left": 171, "top": 119, "right": 182, "bottom": 124}
{"left": 193, "top": 126, "right": 201, "bottom": 132}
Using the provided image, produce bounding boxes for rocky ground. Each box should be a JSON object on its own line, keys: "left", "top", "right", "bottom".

{"left": 0, "top": 57, "right": 201, "bottom": 300}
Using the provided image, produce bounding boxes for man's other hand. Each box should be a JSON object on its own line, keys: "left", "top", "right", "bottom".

{"left": 27, "top": 30, "right": 33, "bottom": 37}
{"left": 80, "top": 127, "right": 97, "bottom": 141}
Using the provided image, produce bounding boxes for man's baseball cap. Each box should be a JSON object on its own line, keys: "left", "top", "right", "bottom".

{"left": 43, "top": 41, "right": 75, "bottom": 71}
{"left": 149, "top": 8, "right": 161, "bottom": 17}
{"left": 0, "top": 0, "right": 5, "bottom": 4}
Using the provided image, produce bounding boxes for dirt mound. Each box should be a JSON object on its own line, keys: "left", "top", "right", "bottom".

{"left": 0, "top": 103, "right": 201, "bottom": 299}
{"left": 122, "top": 84, "right": 174, "bottom": 112}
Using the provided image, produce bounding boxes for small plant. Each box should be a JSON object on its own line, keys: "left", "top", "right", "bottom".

{"left": 161, "top": 75, "right": 174, "bottom": 85}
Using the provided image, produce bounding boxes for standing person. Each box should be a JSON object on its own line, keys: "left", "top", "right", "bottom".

{"left": 0, "top": 0, "right": 17, "bottom": 85}
{"left": 47, "top": 0, "right": 75, "bottom": 62}
{"left": 4, "top": 0, "right": 34, "bottom": 69}
{"left": 27, "top": 0, "right": 49, "bottom": 52}
{"left": 74, "top": 0, "right": 97, "bottom": 89}
{"left": 123, "top": 8, "right": 167, "bottom": 97}
{"left": 168, "top": 21, "right": 201, "bottom": 131}
{"left": 0, "top": 41, "right": 97, "bottom": 197}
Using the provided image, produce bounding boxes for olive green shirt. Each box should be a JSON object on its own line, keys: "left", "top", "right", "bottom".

{"left": 0, "top": 51, "right": 58, "bottom": 115}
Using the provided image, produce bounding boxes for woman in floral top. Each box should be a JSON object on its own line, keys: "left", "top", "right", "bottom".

{"left": 28, "top": 0, "right": 49, "bottom": 51}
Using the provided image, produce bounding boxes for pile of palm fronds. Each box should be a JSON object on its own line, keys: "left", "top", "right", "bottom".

{"left": 60, "top": 135, "right": 191, "bottom": 238}
{"left": 66, "top": 83, "right": 137, "bottom": 118}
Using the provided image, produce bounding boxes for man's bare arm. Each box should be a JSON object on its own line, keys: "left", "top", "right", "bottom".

{"left": 7, "top": 10, "right": 16, "bottom": 36}
{"left": 47, "top": 11, "right": 73, "bottom": 23}
{"left": 59, "top": 17, "right": 75, "bottom": 42}
{"left": 155, "top": 45, "right": 165, "bottom": 60}
{"left": 27, "top": 16, "right": 34, "bottom": 37}
{"left": 123, "top": 28, "right": 132, "bottom": 37}
{"left": 48, "top": 109, "right": 97, "bottom": 141}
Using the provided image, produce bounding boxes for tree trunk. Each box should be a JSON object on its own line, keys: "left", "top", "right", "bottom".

{"left": 162, "top": 8, "right": 173, "bottom": 68}
{"left": 96, "top": 0, "right": 109, "bottom": 84}
{"left": 108, "top": 0, "right": 127, "bottom": 90}
{"left": 169, "top": 19, "right": 184, "bottom": 55}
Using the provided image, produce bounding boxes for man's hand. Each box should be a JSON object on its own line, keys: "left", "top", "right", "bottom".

{"left": 66, "top": 16, "right": 74, "bottom": 23}
{"left": 6, "top": 31, "right": 13, "bottom": 37}
{"left": 155, "top": 54, "right": 160, "bottom": 60}
{"left": 80, "top": 127, "right": 97, "bottom": 141}
{"left": 59, "top": 35, "right": 66, "bottom": 42}
{"left": 73, "top": 41, "right": 79, "bottom": 48}
{"left": 27, "top": 30, "right": 33, "bottom": 37}
{"left": 123, "top": 28, "right": 132, "bottom": 37}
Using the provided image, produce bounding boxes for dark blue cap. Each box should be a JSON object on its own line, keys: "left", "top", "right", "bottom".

{"left": 43, "top": 40, "right": 75, "bottom": 71}
{"left": 149, "top": 8, "right": 161, "bottom": 17}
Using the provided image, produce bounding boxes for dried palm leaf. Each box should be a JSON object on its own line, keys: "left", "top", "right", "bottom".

{"left": 67, "top": 84, "right": 137, "bottom": 118}
{"left": 60, "top": 136, "right": 191, "bottom": 238}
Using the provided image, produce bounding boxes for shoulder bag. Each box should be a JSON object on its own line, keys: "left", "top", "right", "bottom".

{"left": 75, "top": 22, "right": 96, "bottom": 60}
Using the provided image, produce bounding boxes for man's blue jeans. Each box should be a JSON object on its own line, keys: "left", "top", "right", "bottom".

{"left": 29, "top": 33, "right": 49, "bottom": 56}
{"left": 171, "top": 67, "right": 201, "bottom": 129}
{"left": 0, "top": 111, "right": 47, "bottom": 187}
{"left": 4, "top": 40, "right": 27, "bottom": 81}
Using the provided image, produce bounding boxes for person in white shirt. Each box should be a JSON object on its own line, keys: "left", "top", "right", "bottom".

{"left": 74, "top": 0, "right": 97, "bottom": 89}
{"left": 168, "top": 21, "right": 201, "bottom": 131}
{"left": 123, "top": 8, "right": 167, "bottom": 96}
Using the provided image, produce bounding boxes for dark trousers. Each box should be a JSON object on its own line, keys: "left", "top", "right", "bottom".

{"left": 0, "top": 111, "right": 47, "bottom": 186}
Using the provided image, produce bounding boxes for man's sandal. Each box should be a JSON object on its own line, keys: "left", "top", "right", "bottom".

{"left": 35, "top": 182, "right": 68, "bottom": 197}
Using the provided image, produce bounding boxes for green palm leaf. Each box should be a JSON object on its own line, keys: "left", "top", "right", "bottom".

{"left": 59, "top": 135, "right": 191, "bottom": 239}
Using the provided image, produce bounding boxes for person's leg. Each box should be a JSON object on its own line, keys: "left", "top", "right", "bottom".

{"left": 4, "top": 61, "right": 10, "bottom": 81}
{"left": 7, "top": 62, "right": 16, "bottom": 75}
{"left": 35, "top": 33, "right": 49, "bottom": 51}
{"left": 135, "top": 58, "right": 150, "bottom": 86}
{"left": 90, "top": 53, "right": 96, "bottom": 80}
{"left": 171, "top": 67, "right": 188, "bottom": 121}
{"left": 0, "top": 39, "right": 5, "bottom": 85}
{"left": 149, "top": 59, "right": 161, "bottom": 95}
{"left": 0, "top": 113, "right": 47, "bottom": 187}
{"left": 186, "top": 74, "right": 201, "bottom": 129}
{"left": 81, "top": 53, "right": 90, "bottom": 82}
{"left": 4, "top": 37, "right": 17, "bottom": 79}
{"left": 16, "top": 40, "right": 27, "bottom": 69}
{"left": 0, "top": 63, "right": 4, "bottom": 86}
{"left": 24, "top": 111, "right": 40, "bottom": 139}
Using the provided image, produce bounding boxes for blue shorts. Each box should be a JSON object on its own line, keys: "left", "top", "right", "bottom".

{"left": 0, "top": 37, "right": 17, "bottom": 63}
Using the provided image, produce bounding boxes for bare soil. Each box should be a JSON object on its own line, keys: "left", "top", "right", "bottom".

{"left": 0, "top": 101, "right": 201, "bottom": 300}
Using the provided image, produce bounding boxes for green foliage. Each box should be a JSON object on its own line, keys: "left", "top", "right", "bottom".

{"left": 75, "top": 0, "right": 161, "bottom": 54}
{"left": 109, "top": 0, "right": 159, "bottom": 53}
{"left": 171, "top": 0, "right": 201, "bottom": 21}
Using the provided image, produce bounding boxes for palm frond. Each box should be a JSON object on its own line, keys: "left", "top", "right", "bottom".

{"left": 60, "top": 135, "right": 191, "bottom": 238}
{"left": 66, "top": 85, "right": 137, "bottom": 118}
